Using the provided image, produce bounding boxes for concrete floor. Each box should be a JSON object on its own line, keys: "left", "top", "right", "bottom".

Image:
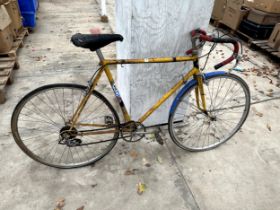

{"left": 0, "top": 0, "right": 280, "bottom": 209}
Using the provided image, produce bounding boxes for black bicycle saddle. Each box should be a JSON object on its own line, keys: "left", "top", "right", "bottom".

{"left": 71, "top": 33, "right": 124, "bottom": 51}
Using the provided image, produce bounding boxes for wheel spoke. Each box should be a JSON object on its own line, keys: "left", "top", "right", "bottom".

{"left": 170, "top": 74, "right": 250, "bottom": 151}
{"left": 11, "top": 85, "right": 120, "bottom": 168}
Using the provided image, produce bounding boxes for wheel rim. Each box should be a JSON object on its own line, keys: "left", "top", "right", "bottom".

{"left": 12, "top": 84, "right": 119, "bottom": 168}
{"left": 170, "top": 75, "right": 250, "bottom": 151}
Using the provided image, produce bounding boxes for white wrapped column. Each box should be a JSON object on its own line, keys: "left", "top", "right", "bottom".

{"left": 116, "top": 0, "right": 214, "bottom": 126}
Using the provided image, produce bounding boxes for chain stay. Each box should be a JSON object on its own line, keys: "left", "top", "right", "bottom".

{"left": 59, "top": 121, "right": 147, "bottom": 146}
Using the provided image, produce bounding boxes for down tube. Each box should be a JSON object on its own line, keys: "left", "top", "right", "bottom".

{"left": 138, "top": 67, "right": 199, "bottom": 123}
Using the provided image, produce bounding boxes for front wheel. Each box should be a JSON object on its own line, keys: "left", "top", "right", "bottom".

{"left": 11, "top": 84, "right": 120, "bottom": 168}
{"left": 168, "top": 73, "right": 250, "bottom": 151}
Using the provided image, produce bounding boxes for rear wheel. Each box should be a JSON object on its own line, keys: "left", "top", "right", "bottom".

{"left": 11, "top": 84, "right": 120, "bottom": 168}
{"left": 168, "top": 73, "right": 250, "bottom": 151}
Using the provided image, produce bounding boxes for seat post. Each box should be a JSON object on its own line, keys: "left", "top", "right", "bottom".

{"left": 96, "top": 49, "right": 105, "bottom": 62}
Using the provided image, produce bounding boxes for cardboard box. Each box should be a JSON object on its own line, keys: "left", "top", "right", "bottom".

{"left": 228, "top": 0, "right": 244, "bottom": 8}
{"left": 254, "top": 0, "right": 280, "bottom": 13}
{"left": 212, "top": 0, "right": 227, "bottom": 20}
{"left": 222, "top": 6, "right": 250, "bottom": 30}
{"left": 268, "top": 23, "right": 280, "bottom": 49}
{"left": 0, "top": 5, "right": 13, "bottom": 53}
{"left": 4, "top": 0, "right": 22, "bottom": 38}
{"left": 244, "top": 0, "right": 257, "bottom": 8}
{"left": 248, "top": 8, "right": 280, "bottom": 25}
{"left": 0, "top": 0, "right": 9, "bottom": 4}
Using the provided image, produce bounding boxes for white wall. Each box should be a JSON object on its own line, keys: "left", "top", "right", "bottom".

{"left": 116, "top": 0, "right": 214, "bottom": 126}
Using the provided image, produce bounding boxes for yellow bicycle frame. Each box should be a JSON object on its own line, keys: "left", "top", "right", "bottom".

{"left": 70, "top": 54, "right": 207, "bottom": 131}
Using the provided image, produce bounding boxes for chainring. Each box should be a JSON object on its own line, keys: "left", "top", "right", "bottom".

{"left": 121, "top": 121, "right": 146, "bottom": 142}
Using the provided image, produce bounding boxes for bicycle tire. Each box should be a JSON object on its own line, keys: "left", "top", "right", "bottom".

{"left": 11, "top": 83, "right": 120, "bottom": 168}
{"left": 168, "top": 73, "right": 250, "bottom": 151}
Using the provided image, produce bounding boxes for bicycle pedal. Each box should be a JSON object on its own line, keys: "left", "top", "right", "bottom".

{"left": 154, "top": 132, "right": 164, "bottom": 145}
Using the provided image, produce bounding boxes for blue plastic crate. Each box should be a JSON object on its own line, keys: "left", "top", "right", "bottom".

{"left": 21, "top": 12, "right": 36, "bottom": 28}
{"left": 18, "top": 0, "right": 38, "bottom": 28}
{"left": 18, "top": 0, "right": 38, "bottom": 13}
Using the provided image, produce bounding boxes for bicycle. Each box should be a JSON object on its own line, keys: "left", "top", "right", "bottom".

{"left": 11, "top": 29, "right": 251, "bottom": 169}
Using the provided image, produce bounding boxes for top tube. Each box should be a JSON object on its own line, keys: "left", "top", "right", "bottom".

{"left": 102, "top": 56, "right": 198, "bottom": 66}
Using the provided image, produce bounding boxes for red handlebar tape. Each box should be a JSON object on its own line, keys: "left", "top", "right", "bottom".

{"left": 186, "top": 30, "right": 239, "bottom": 69}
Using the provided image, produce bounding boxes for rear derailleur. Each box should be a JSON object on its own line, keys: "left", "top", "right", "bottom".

{"left": 59, "top": 126, "right": 82, "bottom": 147}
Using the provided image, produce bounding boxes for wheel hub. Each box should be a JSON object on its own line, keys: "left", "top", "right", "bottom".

{"left": 66, "top": 138, "right": 82, "bottom": 147}
{"left": 210, "top": 116, "right": 217, "bottom": 121}
{"left": 59, "top": 126, "right": 82, "bottom": 147}
{"left": 60, "top": 126, "right": 78, "bottom": 139}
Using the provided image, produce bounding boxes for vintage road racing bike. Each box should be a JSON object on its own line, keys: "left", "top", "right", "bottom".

{"left": 11, "top": 29, "right": 251, "bottom": 168}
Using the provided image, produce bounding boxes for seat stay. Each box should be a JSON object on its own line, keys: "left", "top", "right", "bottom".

{"left": 70, "top": 65, "right": 105, "bottom": 128}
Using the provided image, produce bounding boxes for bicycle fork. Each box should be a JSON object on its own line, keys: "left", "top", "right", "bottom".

{"left": 195, "top": 75, "right": 208, "bottom": 114}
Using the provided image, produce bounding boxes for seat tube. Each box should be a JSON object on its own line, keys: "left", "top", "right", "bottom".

{"left": 96, "top": 49, "right": 131, "bottom": 122}
{"left": 96, "top": 49, "right": 105, "bottom": 62}
{"left": 103, "top": 65, "right": 131, "bottom": 122}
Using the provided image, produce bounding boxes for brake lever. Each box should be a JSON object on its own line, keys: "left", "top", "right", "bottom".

{"left": 229, "top": 54, "right": 242, "bottom": 73}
